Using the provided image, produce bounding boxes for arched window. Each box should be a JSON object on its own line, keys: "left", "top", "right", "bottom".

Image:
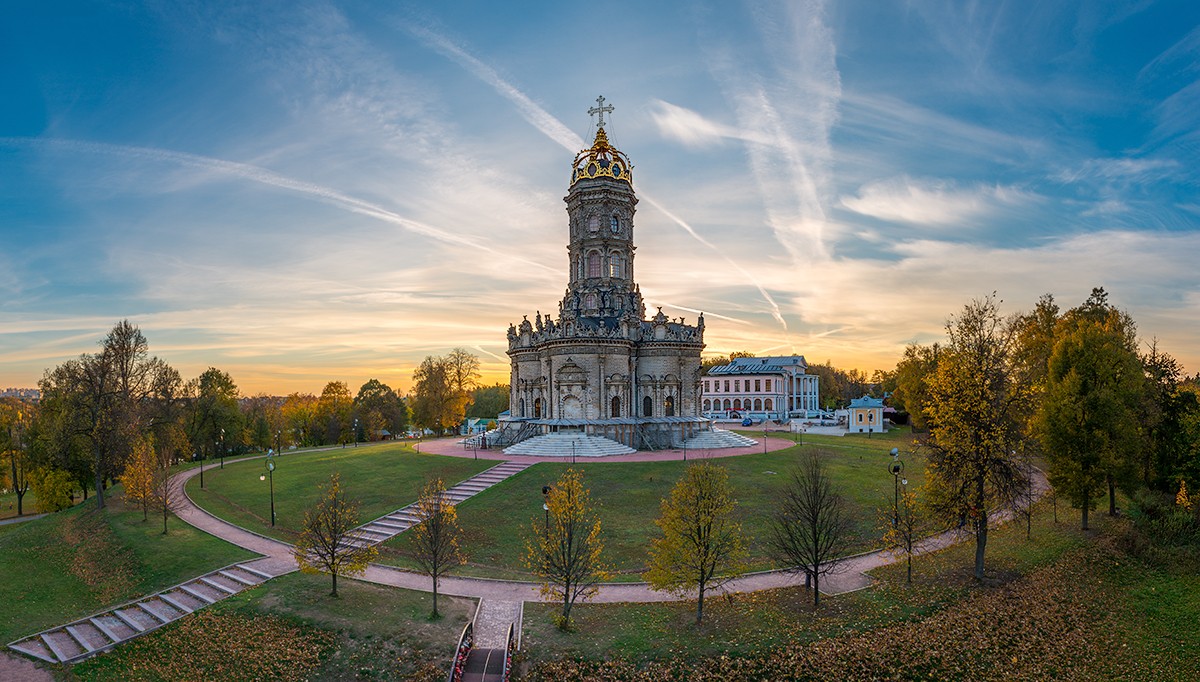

{"left": 753, "top": 398, "right": 762, "bottom": 411}
{"left": 723, "top": 399, "right": 731, "bottom": 411}
{"left": 764, "top": 398, "right": 773, "bottom": 410}
{"left": 585, "top": 293, "right": 597, "bottom": 309}
{"left": 703, "top": 399, "right": 711, "bottom": 411}
{"left": 534, "top": 398, "right": 543, "bottom": 419}
{"left": 611, "top": 396, "right": 621, "bottom": 418}
{"left": 587, "top": 251, "right": 601, "bottom": 278}
{"left": 643, "top": 396, "right": 653, "bottom": 417}
{"left": 733, "top": 399, "right": 742, "bottom": 410}
{"left": 519, "top": 398, "right": 525, "bottom": 416}
{"left": 665, "top": 395, "right": 675, "bottom": 417}
{"left": 608, "top": 254, "right": 622, "bottom": 278}
{"left": 610, "top": 215, "right": 620, "bottom": 233}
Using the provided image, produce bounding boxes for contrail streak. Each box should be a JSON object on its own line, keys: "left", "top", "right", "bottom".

{"left": 0, "top": 137, "right": 557, "bottom": 274}
{"left": 407, "top": 24, "right": 790, "bottom": 334}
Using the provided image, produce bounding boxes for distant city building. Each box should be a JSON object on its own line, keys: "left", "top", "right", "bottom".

{"left": 0, "top": 388, "right": 40, "bottom": 403}
{"left": 702, "top": 356, "right": 820, "bottom": 420}
{"left": 847, "top": 395, "right": 885, "bottom": 433}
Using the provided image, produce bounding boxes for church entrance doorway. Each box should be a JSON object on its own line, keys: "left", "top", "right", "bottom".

{"left": 665, "top": 395, "right": 675, "bottom": 417}
{"left": 562, "top": 395, "right": 583, "bottom": 419}
{"left": 611, "top": 396, "right": 621, "bottom": 418}
{"left": 533, "top": 398, "right": 543, "bottom": 419}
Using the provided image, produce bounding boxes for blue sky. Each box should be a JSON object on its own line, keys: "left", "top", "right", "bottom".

{"left": 2, "top": 1, "right": 1198, "bottom": 394}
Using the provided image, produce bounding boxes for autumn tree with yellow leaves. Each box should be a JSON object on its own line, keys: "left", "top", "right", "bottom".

{"left": 524, "top": 468, "right": 609, "bottom": 630}
{"left": 646, "top": 462, "right": 748, "bottom": 625}
{"left": 409, "top": 478, "right": 466, "bottom": 618}
{"left": 294, "top": 473, "right": 378, "bottom": 597}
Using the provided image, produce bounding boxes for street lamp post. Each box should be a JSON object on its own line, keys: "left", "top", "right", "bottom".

{"left": 763, "top": 428, "right": 768, "bottom": 454}
{"left": 220, "top": 428, "right": 225, "bottom": 469}
{"left": 888, "top": 447, "right": 903, "bottom": 527}
{"left": 260, "top": 458, "right": 277, "bottom": 527}
{"left": 353, "top": 418, "right": 359, "bottom": 447}
{"left": 542, "top": 485, "right": 552, "bottom": 531}
{"left": 198, "top": 451, "right": 204, "bottom": 488}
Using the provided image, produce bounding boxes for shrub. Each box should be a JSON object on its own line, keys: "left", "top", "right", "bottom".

{"left": 32, "top": 468, "right": 74, "bottom": 512}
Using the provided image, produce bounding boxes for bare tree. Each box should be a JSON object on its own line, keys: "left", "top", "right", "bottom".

{"left": 409, "top": 478, "right": 466, "bottom": 618}
{"left": 293, "top": 473, "right": 379, "bottom": 597}
{"left": 766, "top": 449, "right": 853, "bottom": 607}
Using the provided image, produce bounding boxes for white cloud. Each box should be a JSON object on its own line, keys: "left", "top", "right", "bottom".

{"left": 838, "top": 176, "right": 1032, "bottom": 227}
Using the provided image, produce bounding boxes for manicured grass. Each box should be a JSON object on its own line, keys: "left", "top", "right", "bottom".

{"left": 380, "top": 438, "right": 926, "bottom": 580}
{"left": 0, "top": 489, "right": 39, "bottom": 520}
{"left": 73, "top": 571, "right": 474, "bottom": 681}
{"left": 0, "top": 493, "right": 256, "bottom": 645}
{"left": 186, "top": 442, "right": 493, "bottom": 543}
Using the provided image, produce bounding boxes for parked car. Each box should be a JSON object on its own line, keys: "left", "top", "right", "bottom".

{"left": 741, "top": 418, "right": 753, "bottom": 426}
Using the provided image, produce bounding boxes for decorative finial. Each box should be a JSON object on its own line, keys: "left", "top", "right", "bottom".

{"left": 588, "top": 95, "right": 614, "bottom": 130}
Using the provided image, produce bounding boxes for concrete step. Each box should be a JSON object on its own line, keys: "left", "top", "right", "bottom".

{"left": 41, "top": 630, "right": 84, "bottom": 662}
{"left": 9, "top": 637, "right": 55, "bottom": 664}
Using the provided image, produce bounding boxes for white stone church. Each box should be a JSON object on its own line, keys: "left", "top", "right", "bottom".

{"left": 497, "top": 99, "right": 752, "bottom": 453}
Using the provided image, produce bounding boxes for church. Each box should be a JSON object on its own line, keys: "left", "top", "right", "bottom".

{"left": 499, "top": 98, "right": 747, "bottom": 452}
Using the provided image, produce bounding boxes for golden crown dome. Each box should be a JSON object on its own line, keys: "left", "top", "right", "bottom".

{"left": 571, "top": 126, "right": 633, "bottom": 188}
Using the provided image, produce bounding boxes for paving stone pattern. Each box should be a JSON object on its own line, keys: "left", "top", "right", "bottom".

{"left": 8, "top": 562, "right": 282, "bottom": 665}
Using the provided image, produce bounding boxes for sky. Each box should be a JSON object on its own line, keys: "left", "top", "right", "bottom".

{"left": 2, "top": 1, "right": 1199, "bottom": 396}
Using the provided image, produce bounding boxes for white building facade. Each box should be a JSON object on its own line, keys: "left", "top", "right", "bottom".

{"left": 702, "top": 355, "right": 820, "bottom": 420}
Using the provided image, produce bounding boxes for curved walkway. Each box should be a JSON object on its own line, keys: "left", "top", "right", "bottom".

{"left": 171, "top": 441, "right": 1048, "bottom": 602}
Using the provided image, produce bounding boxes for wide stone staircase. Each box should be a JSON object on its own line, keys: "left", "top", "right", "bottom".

{"left": 342, "top": 461, "right": 532, "bottom": 550}
{"left": 502, "top": 432, "right": 636, "bottom": 457}
{"left": 682, "top": 428, "right": 758, "bottom": 450}
{"left": 8, "top": 561, "right": 276, "bottom": 664}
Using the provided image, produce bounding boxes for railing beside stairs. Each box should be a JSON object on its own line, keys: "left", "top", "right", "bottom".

{"left": 447, "top": 620, "right": 473, "bottom": 682}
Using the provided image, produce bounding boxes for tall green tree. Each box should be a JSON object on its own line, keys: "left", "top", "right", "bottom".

{"left": 466, "top": 383, "right": 510, "bottom": 419}
{"left": 354, "top": 379, "right": 409, "bottom": 439}
{"left": 889, "top": 343, "right": 940, "bottom": 430}
{"left": 645, "top": 462, "right": 748, "bottom": 625}
{"left": 1036, "top": 289, "right": 1143, "bottom": 528}
{"left": 1, "top": 399, "right": 34, "bottom": 516}
{"left": 186, "top": 367, "right": 241, "bottom": 462}
{"left": 316, "top": 381, "right": 354, "bottom": 445}
{"left": 411, "top": 355, "right": 470, "bottom": 435}
{"left": 922, "top": 295, "right": 1027, "bottom": 581}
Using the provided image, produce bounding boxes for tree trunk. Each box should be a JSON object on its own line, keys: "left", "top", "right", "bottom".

{"left": 432, "top": 576, "right": 440, "bottom": 618}
{"left": 974, "top": 514, "right": 988, "bottom": 581}
{"left": 1081, "top": 489, "right": 1090, "bottom": 531}
{"left": 94, "top": 462, "right": 105, "bottom": 510}
{"left": 696, "top": 583, "right": 705, "bottom": 625}
{"left": 812, "top": 573, "right": 821, "bottom": 608}
{"left": 331, "top": 571, "right": 339, "bottom": 597}
{"left": 1107, "top": 475, "right": 1116, "bottom": 516}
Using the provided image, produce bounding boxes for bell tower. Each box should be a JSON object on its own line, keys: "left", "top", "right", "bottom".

{"left": 561, "top": 96, "right": 644, "bottom": 323}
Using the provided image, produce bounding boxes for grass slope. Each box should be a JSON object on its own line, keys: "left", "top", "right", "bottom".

{"left": 520, "top": 501, "right": 1200, "bottom": 681}
{"left": 186, "top": 443, "right": 493, "bottom": 542}
{"left": 72, "top": 571, "right": 473, "bottom": 682}
{"left": 0, "top": 495, "right": 255, "bottom": 645}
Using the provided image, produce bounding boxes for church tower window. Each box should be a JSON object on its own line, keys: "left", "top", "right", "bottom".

{"left": 585, "top": 293, "right": 597, "bottom": 309}
{"left": 588, "top": 215, "right": 600, "bottom": 233}
{"left": 643, "top": 396, "right": 653, "bottom": 417}
{"left": 610, "top": 215, "right": 620, "bottom": 233}
{"left": 587, "top": 251, "right": 601, "bottom": 278}
{"left": 608, "top": 254, "right": 622, "bottom": 278}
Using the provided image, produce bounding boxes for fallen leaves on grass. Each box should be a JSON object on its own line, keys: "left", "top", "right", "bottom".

{"left": 77, "top": 610, "right": 337, "bottom": 682}
{"left": 523, "top": 542, "right": 1132, "bottom": 681}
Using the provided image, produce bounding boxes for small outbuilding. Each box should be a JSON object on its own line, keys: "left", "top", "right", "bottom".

{"left": 847, "top": 395, "right": 885, "bottom": 434}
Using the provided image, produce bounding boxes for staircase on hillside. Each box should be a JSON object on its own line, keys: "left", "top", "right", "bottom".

{"left": 682, "top": 428, "right": 758, "bottom": 450}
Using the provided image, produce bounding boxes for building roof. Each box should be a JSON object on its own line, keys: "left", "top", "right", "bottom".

{"left": 848, "top": 395, "right": 885, "bottom": 408}
{"left": 707, "top": 355, "right": 809, "bottom": 376}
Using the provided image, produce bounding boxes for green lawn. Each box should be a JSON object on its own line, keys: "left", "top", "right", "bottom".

{"left": 0, "top": 493, "right": 256, "bottom": 645}
{"left": 186, "top": 443, "right": 494, "bottom": 543}
{"left": 0, "top": 489, "right": 39, "bottom": 520}
{"left": 520, "top": 501, "right": 1199, "bottom": 680}
{"left": 380, "top": 437, "right": 926, "bottom": 580}
{"left": 72, "top": 571, "right": 473, "bottom": 681}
